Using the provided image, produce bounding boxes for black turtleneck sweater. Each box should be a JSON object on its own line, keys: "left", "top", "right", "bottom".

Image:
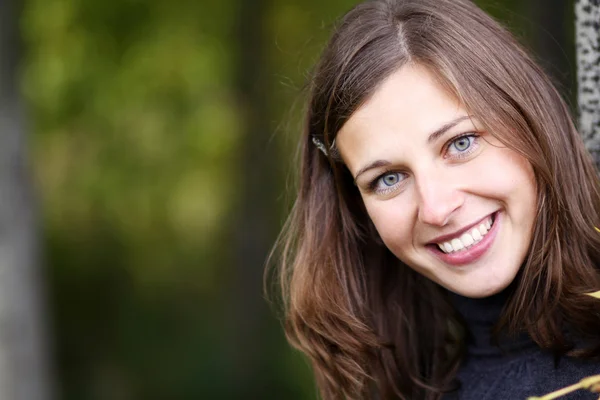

{"left": 444, "top": 290, "right": 600, "bottom": 400}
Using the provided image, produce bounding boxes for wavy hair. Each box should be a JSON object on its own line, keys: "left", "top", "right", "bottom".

{"left": 269, "top": 0, "right": 600, "bottom": 398}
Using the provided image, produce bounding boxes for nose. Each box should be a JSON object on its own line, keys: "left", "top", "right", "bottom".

{"left": 416, "top": 171, "right": 464, "bottom": 227}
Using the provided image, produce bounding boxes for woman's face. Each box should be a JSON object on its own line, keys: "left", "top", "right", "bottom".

{"left": 336, "top": 65, "right": 537, "bottom": 298}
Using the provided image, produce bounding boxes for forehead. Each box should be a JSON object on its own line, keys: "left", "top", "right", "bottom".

{"left": 336, "top": 65, "right": 467, "bottom": 169}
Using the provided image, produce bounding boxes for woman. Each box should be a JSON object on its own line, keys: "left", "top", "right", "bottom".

{"left": 271, "top": 0, "right": 600, "bottom": 398}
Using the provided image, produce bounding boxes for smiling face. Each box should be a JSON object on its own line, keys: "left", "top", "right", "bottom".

{"left": 336, "top": 65, "right": 537, "bottom": 298}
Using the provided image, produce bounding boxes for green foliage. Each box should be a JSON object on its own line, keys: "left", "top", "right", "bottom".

{"left": 21, "top": 0, "right": 247, "bottom": 398}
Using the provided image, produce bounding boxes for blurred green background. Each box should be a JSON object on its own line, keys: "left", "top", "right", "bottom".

{"left": 17, "top": 0, "right": 576, "bottom": 398}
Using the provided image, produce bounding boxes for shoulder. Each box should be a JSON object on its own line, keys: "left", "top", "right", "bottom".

{"left": 448, "top": 350, "right": 600, "bottom": 400}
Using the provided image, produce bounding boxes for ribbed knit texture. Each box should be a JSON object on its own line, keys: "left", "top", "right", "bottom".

{"left": 443, "top": 290, "right": 600, "bottom": 400}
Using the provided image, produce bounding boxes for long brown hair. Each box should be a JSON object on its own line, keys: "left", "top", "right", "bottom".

{"left": 269, "top": 0, "right": 600, "bottom": 398}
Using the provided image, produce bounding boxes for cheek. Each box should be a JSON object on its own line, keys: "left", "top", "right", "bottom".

{"left": 364, "top": 199, "right": 415, "bottom": 251}
{"left": 476, "top": 149, "right": 536, "bottom": 203}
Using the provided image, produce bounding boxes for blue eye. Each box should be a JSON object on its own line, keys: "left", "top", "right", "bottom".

{"left": 446, "top": 134, "right": 480, "bottom": 159}
{"left": 381, "top": 173, "right": 400, "bottom": 186}
{"left": 451, "top": 136, "right": 474, "bottom": 152}
{"left": 370, "top": 171, "right": 406, "bottom": 195}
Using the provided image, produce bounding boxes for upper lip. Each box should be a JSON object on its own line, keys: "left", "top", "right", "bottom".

{"left": 428, "top": 212, "right": 496, "bottom": 244}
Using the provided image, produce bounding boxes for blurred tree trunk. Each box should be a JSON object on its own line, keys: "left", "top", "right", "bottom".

{"left": 576, "top": 0, "right": 600, "bottom": 166}
{"left": 526, "top": 0, "right": 575, "bottom": 102}
{"left": 229, "top": 0, "right": 278, "bottom": 398}
{"left": 0, "top": 0, "right": 53, "bottom": 399}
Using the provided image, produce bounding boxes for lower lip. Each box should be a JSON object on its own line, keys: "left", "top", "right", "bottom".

{"left": 428, "top": 212, "right": 501, "bottom": 266}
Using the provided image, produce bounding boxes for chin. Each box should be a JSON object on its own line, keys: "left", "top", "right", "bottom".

{"left": 445, "top": 277, "right": 514, "bottom": 299}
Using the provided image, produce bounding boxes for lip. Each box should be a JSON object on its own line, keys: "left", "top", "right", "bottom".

{"left": 427, "top": 211, "right": 500, "bottom": 266}
{"left": 428, "top": 213, "right": 496, "bottom": 244}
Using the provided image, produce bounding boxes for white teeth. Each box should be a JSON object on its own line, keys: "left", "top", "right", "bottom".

{"left": 443, "top": 242, "right": 453, "bottom": 253}
{"left": 478, "top": 224, "right": 488, "bottom": 235}
{"left": 460, "top": 233, "right": 474, "bottom": 247}
{"left": 436, "top": 215, "right": 495, "bottom": 254}
{"left": 451, "top": 238, "right": 464, "bottom": 251}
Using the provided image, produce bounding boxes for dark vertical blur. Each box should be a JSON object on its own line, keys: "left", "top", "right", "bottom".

{"left": 526, "top": 0, "right": 577, "bottom": 108}
{"left": 228, "top": 0, "right": 284, "bottom": 398}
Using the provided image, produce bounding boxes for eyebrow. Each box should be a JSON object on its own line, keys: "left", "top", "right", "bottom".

{"left": 354, "top": 160, "right": 392, "bottom": 181}
{"left": 427, "top": 115, "right": 472, "bottom": 143}
{"left": 353, "top": 115, "right": 472, "bottom": 181}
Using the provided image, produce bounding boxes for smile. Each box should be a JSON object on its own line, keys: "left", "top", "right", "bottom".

{"left": 436, "top": 215, "right": 494, "bottom": 253}
{"left": 427, "top": 212, "right": 500, "bottom": 266}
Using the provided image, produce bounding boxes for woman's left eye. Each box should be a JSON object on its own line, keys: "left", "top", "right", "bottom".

{"left": 446, "top": 134, "right": 479, "bottom": 158}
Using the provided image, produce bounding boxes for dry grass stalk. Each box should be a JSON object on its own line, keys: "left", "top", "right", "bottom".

{"left": 526, "top": 375, "right": 600, "bottom": 399}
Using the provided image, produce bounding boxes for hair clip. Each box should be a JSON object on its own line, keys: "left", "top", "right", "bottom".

{"left": 312, "top": 136, "right": 336, "bottom": 157}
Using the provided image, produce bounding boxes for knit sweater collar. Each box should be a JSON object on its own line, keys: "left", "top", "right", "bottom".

{"left": 448, "top": 288, "right": 536, "bottom": 359}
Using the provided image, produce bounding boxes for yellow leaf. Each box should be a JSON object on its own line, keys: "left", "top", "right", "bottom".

{"left": 595, "top": 226, "right": 600, "bottom": 233}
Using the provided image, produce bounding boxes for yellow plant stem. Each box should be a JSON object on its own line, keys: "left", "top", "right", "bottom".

{"left": 527, "top": 375, "right": 600, "bottom": 400}
{"left": 586, "top": 290, "right": 600, "bottom": 299}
